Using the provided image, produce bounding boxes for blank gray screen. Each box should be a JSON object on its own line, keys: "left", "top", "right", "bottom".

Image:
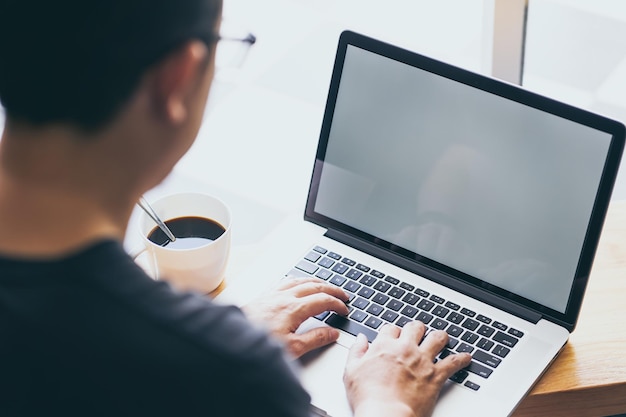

{"left": 314, "top": 45, "right": 612, "bottom": 313}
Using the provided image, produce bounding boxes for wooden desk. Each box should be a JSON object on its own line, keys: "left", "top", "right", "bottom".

{"left": 513, "top": 201, "right": 626, "bottom": 417}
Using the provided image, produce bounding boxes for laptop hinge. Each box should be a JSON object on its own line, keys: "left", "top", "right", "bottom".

{"left": 324, "top": 229, "right": 542, "bottom": 325}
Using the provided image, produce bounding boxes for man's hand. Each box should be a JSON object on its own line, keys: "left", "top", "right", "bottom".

{"left": 344, "top": 321, "right": 472, "bottom": 417}
{"left": 242, "top": 277, "right": 349, "bottom": 358}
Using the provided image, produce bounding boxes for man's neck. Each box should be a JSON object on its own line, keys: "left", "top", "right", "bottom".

{"left": 0, "top": 124, "right": 139, "bottom": 258}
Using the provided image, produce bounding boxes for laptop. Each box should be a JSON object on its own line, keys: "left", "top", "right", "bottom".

{"left": 220, "top": 30, "right": 626, "bottom": 417}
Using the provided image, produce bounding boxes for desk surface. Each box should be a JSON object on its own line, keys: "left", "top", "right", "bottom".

{"left": 513, "top": 200, "right": 626, "bottom": 417}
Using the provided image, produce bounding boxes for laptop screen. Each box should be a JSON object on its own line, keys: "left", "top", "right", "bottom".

{"left": 306, "top": 32, "right": 625, "bottom": 326}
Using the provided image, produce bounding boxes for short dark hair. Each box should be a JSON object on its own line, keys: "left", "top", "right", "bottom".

{"left": 0, "top": 0, "right": 222, "bottom": 131}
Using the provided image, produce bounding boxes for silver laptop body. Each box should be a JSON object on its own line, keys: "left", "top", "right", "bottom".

{"left": 220, "top": 30, "right": 625, "bottom": 417}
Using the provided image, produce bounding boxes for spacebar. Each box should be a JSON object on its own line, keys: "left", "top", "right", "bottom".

{"left": 325, "top": 313, "right": 378, "bottom": 343}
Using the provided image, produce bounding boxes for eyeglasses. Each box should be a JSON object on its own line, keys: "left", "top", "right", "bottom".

{"left": 214, "top": 32, "right": 256, "bottom": 70}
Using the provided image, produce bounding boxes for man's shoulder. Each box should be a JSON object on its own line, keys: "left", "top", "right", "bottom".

{"left": 77, "top": 240, "right": 278, "bottom": 361}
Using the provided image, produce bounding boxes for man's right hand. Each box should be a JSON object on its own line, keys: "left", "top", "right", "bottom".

{"left": 343, "top": 321, "right": 472, "bottom": 417}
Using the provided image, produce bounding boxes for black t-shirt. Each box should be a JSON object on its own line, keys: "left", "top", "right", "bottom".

{"left": 0, "top": 240, "right": 311, "bottom": 416}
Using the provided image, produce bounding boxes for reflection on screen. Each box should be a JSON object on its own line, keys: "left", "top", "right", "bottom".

{"left": 314, "top": 45, "right": 612, "bottom": 313}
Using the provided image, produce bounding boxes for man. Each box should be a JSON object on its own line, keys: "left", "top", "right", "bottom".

{"left": 0, "top": 1, "right": 471, "bottom": 416}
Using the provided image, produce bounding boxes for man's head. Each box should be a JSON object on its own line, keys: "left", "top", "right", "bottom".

{"left": 0, "top": 0, "right": 222, "bottom": 131}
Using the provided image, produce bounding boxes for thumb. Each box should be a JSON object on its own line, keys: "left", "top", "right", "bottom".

{"left": 346, "top": 333, "right": 369, "bottom": 366}
{"left": 289, "top": 327, "right": 340, "bottom": 358}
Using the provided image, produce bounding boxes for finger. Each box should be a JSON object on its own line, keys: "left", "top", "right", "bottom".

{"left": 398, "top": 320, "right": 427, "bottom": 344}
{"left": 419, "top": 329, "right": 450, "bottom": 356}
{"left": 294, "top": 292, "right": 350, "bottom": 320}
{"left": 346, "top": 333, "right": 369, "bottom": 365}
{"left": 377, "top": 323, "right": 401, "bottom": 340}
{"left": 289, "top": 280, "right": 350, "bottom": 302}
{"left": 288, "top": 327, "right": 341, "bottom": 358}
{"left": 437, "top": 352, "right": 473, "bottom": 380}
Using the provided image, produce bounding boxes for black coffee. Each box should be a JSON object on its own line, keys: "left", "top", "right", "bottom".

{"left": 148, "top": 216, "right": 226, "bottom": 249}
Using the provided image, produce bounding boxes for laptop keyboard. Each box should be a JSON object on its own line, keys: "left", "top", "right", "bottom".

{"left": 290, "top": 245, "right": 525, "bottom": 392}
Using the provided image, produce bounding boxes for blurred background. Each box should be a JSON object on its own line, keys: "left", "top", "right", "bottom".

{"left": 1, "top": 0, "right": 626, "bottom": 202}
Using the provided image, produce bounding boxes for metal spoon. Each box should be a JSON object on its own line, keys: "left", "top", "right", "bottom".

{"left": 137, "top": 196, "right": 176, "bottom": 242}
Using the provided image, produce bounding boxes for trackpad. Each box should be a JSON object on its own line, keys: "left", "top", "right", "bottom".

{"left": 297, "top": 319, "right": 354, "bottom": 417}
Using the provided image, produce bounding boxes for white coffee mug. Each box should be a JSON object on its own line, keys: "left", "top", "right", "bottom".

{"left": 134, "top": 192, "right": 231, "bottom": 294}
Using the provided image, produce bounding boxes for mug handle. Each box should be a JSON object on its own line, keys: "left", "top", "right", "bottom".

{"left": 130, "top": 246, "right": 160, "bottom": 280}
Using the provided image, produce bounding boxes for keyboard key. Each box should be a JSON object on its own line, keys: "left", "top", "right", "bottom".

{"left": 416, "top": 311, "right": 433, "bottom": 324}
{"left": 457, "top": 343, "right": 474, "bottom": 353}
{"left": 318, "top": 257, "right": 335, "bottom": 268}
{"left": 344, "top": 281, "right": 361, "bottom": 293}
{"left": 466, "top": 361, "right": 493, "bottom": 379}
{"left": 461, "top": 318, "right": 480, "bottom": 331}
{"left": 372, "top": 293, "right": 390, "bottom": 305}
{"left": 314, "top": 311, "right": 330, "bottom": 321}
{"left": 415, "top": 288, "right": 430, "bottom": 297}
{"left": 432, "top": 305, "right": 450, "bottom": 318}
{"left": 367, "top": 270, "right": 383, "bottom": 279}
{"left": 446, "top": 325, "right": 464, "bottom": 338}
{"left": 365, "top": 316, "right": 383, "bottom": 329}
{"left": 508, "top": 328, "right": 524, "bottom": 338}
{"left": 387, "top": 299, "right": 404, "bottom": 311}
{"left": 356, "top": 263, "right": 370, "bottom": 272}
{"left": 315, "top": 269, "right": 333, "bottom": 280}
{"left": 331, "top": 263, "right": 349, "bottom": 274}
{"left": 450, "top": 370, "right": 469, "bottom": 384}
{"left": 384, "top": 275, "right": 399, "bottom": 284}
{"left": 373, "top": 281, "right": 391, "bottom": 293}
{"left": 350, "top": 310, "right": 368, "bottom": 323}
{"left": 464, "top": 381, "right": 480, "bottom": 391}
{"left": 295, "top": 260, "right": 318, "bottom": 274}
{"left": 342, "top": 257, "right": 356, "bottom": 266}
{"left": 477, "top": 325, "right": 495, "bottom": 338}
{"left": 329, "top": 275, "right": 347, "bottom": 286}
{"left": 305, "top": 252, "right": 322, "bottom": 263}
{"left": 327, "top": 252, "right": 342, "bottom": 260}
{"left": 325, "top": 313, "right": 377, "bottom": 342}
{"left": 352, "top": 297, "right": 370, "bottom": 310}
{"left": 461, "top": 308, "right": 476, "bottom": 317}
{"left": 492, "top": 344, "right": 511, "bottom": 358}
{"left": 493, "top": 331, "right": 519, "bottom": 348}
{"left": 448, "top": 312, "right": 464, "bottom": 324}
{"left": 476, "top": 314, "right": 492, "bottom": 324}
{"left": 431, "top": 318, "right": 448, "bottom": 330}
{"left": 461, "top": 331, "right": 479, "bottom": 344}
{"left": 359, "top": 275, "right": 377, "bottom": 286}
{"left": 400, "top": 305, "right": 418, "bottom": 318}
{"left": 473, "top": 350, "right": 502, "bottom": 368}
{"left": 284, "top": 267, "right": 306, "bottom": 276}
{"left": 381, "top": 310, "right": 399, "bottom": 323}
{"left": 402, "top": 293, "right": 420, "bottom": 305}
{"left": 313, "top": 246, "right": 327, "bottom": 254}
{"left": 477, "top": 338, "right": 494, "bottom": 351}
{"left": 346, "top": 269, "right": 363, "bottom": 280}
{"left": 439, "top": 349, "right": 453, "bottom": 359}
{"left": 388, "top": 287, "right": 406, "bottom": 299}
{"left": 396, "top": 316, "right": 412, "bottom": 327}
{"left": 366, "top": 304, "right": 384, "bottom": 316}
{"left": 429, "top": 295, "right": 445, "bottom": 304}
{"left": 447, "top": 337, "right": 459, "bottom": 349}
{"left": 399, "top": 282, "right": 415, "bottom": 291}
{"left": 492, "top": 321, "right": 508, "bottom": 331}
{"left": 417, "top": 299, "right": 435, "bottom": 312}
{"left": 357, "top": 287, "right": 375, "bottom": 299}
{"left": 445, "top": 301, "right": 460, "bottom": 310}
